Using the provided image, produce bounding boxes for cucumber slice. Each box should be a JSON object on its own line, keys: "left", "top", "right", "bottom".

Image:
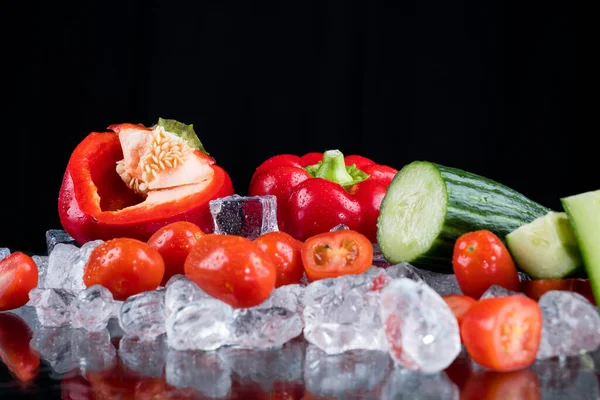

{"left": 377, "top": 161, "right": 550, "bottom": 272}
{"left": 505, "top": 211, "right": 582, "bottom": 279}
{"left": 561, "top": 190, "right": 600, "bottom": 305}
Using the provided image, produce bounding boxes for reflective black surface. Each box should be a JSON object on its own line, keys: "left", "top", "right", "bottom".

{"left": 2, "top": 308, "right": 600, "bottom": 400}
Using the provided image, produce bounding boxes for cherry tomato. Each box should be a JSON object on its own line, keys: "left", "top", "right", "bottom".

{"left": 452, "top": 230, "right": 521, "bottom": 298}
{"left": 461, "top": 369, "right": 541, "bottom": 400}
{"left": 254, "top": 231, "right": 304, "bottom": 287}
{"left": 521, "top": 278, "right": 596, "bottom": 305}
{"left": 184, "top": 234, "right": 277, "bottom": 308}
{"left": 0, "top": 313, "right": 40, "bottom": 382}
{"left": 147, "top": 221, "right": 204, "bottom": 285}
{"left": 83, "top": 238, "right": 165, "bottom": 301}
{"left": 442, "top": 294, "right": 477, "bottom": 326}
{"left": 0, "top": 252, "right": 38, "bottom": 311}
{"left": 301, "top": 230, "right": 373, "bottom": 281}
{"left": 461, "top": 295, "right": 542, "bottom": 371}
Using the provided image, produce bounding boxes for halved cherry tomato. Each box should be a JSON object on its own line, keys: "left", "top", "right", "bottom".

{"left": 461, "top": 369, "right": 541, "bottom": 400}
{"left": 521, "top": 278, "right": 596, "bottom": 305}
{"left": 0, "top": 313, "right": 40, "bottom": 382}
{"left": 83, "top": 238, "right": 165, "bottom": 301}
{"left": 301, "top": 230, "right": 373, "bottom": 282}
{"left": 453, "top": 230, "right": 521, "bottom": 299}
{"left": 147, "top": 221, "right": 205, "bottom": 285}
{"left": 443, "top": 294, "right": 477, "bottom": 326}
{"left": 184, "top": 234, "right": 277, "bottom": 308}
{"left": 254, "top": 231, "right": 304, "bottom": 287}
{"left": 0, "top": 252, "right": 38, "bottom": 311}
{"left": 461, "top": 295, "right": 542, "bottom": 371}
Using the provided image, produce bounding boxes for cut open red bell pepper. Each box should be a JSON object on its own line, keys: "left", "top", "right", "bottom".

{"left": 249, "top": 150, "right": 397, "bottom": 242}
{"left": 58, "top": 118, "right": 234, "bottom": 244}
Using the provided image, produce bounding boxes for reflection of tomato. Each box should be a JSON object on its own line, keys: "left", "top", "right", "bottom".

{"left": 461, "top": 296, "right": 542, "bottom": 371}
{"left": 61, "top": 375, "right": 93, "bottom": 400}
{"left": 0, "top": 313, "right": 40, "bottom": 382}
{"left": 301, "top": 230, "right": 373, "bottom": 281}
{"left": 461, "top": 369, "right": 541, "bottom": 400}
{"left": 444, "top": 349, "right": 473, "bottom": 390}
{"left": 521, "top": 279, "right": 596, "bottom": 305}
{"left": 86, "top": 362, "right": 168, "bottom": 399}
{"left": 270, "top": 381, "right": 306, "bottom": 400}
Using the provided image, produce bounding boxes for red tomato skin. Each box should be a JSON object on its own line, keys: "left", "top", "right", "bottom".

{"left": 0, "top": 252, "right": 39, "bottom": 311}
{"left": 521, "top": 279, "right": 596, "bottom": 305}
{"left": 461, "top": 296, "right": 542, "bottom": 372}
{"left": 254, "top": 231, "right": 304, "bottom": 287}
{"left": 443, "top": 294, "right": 477, "bottom": 326}
{"left": 301, "top": 230, "right": 373, "bottom": 281}
{"left": 83, "top": 238, "right": 165, "bottom": 301}
{"left": 453, "top": 230, "right": 521, "bottom": 299}
{"left": 184, "top": 234, "right": 276, "bottom": 308}
{"left": 147, "top": 221, "right": 204, "bottom": 285}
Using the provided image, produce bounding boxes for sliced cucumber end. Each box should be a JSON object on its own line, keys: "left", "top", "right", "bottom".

{"left": 505, "top": 211, "right": 582, "bottom": 279}
{"left": 377, "top": 161, "right": 447, "bottom": 264}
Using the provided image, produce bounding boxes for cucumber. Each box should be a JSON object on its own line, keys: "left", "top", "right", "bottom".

{"left": 376, "top": 161, "right": 550, "bottom": 272}
{"left": 561, "top": 190, "right": 600, "bottom": 306}
{"left": 505, "top": 211, "right": 582, "bottom": 279}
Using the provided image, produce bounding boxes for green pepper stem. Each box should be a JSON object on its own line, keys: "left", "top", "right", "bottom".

{"left": 305, "top": 149, "right": 370, "bottom": 187}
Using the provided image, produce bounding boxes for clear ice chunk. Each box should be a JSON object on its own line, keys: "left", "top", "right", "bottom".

{"left": 303, "top": 273, "right": 388, "bottom": 354}
{"left": 479, "top": 284, "right": 522, "bottom": 299}
{"left": 30, "top": 325, "right": 77, "bottom": 374}
{"left": 330, "top": 224, "right": 350, "bottom": 231}
{"left": 29, "top": 288, "right": 75, "bottom": 327}
{"left": 380, "top": 278, "right": 461, "bottom": 373}
{"left": 384, "top": 263, "right": 424, "bottom": 282}
{"left": 380, "top": 367, "right": 459, "bottom": 400}
{"left": 44, "top": 240, "right": 103, "bottom": 292}
{"left": 231, "top": 307, "right": 303, "bottom": 349}
{"left": 372, "top": 243, "right": 392, "bottom": 268}
{"left": 166, "top": 348, "right": 232, "bottom": 399}
{"left": 71, "top": 285, "right": 115, "bottom": 331}
{"left": 7, "top": 305, "right": 41, "bottom": 333}
{"left": 209, "top": 194, "right": 279, "bottom": 239}
{"left": 0, "top": 247, "right": 10, "bottom": 261}
{"left": 72, "top": 329, "right": 118, "bottom": 373}
{"left": 119, "top": 290, "right": 166, "bottom": 341}
{"left": 119, "top": 335, "right": 168, "bottom": 377}
{"left": 255, "top": 283, "right": 305, "bottom": 314}
{"left": 31, "top": 255, "right": 49, "bottom": 289}
{"left": 164, "top": 274, "right": 210, "bottom": 318}
{"left": 304, "top": 344, "right": 392, "bottom": 399}
{"left": 222, "top": 340, "right": 306, "bottom": 391}
{"left": 417, "top": 269, "right": 463, "bottom": 296}
{"left": 166, "top": 298, "right": 234, "bottom": 351}
{"left": 537, "top": 291, "right": 600, "bottom": 359}
{"left": 45, "top": 229, "right": 78, "bottom": 254}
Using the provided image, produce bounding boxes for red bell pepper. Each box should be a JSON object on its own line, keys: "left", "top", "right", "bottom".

{"left": 58, "top": 118, "right": 234, "bottom": 244}
{"left": 248, "top": 150, "right": 397, "bottom": 242}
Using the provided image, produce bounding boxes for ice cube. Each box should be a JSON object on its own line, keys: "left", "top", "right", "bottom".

{"left": 106, "top": 317, "right": 126, "bottom": 338}
{"left": 164, "top": 275, "right": 210, "bottom": 318}
{"left": 209, "top": 194, "right": 278, "bottom": 239}
{"left": 479, "top": 284, "right": 522, "bottom": 299}
{"left": 165, "top": 348, "right": 232, "bottom": 399}
{"left": 166, "top": 298, "right": 234, "bottom": 351}
{"left": 222, "top": 340, "right": 306, "bottom": 391}
{"left": 119, "top": 290, "right": 166, "bottom": 341}
{"left": 71, "top": 285, "right": 115, "bottom": 331}
{"left": 380, "top": 367, "right": 459, "bottom": 400}
{"left": 372, "top": 243, "right": 392, "bottom": 268}
{"left": 119, "top": 335, "right": 168, "bottom": 377}
{"left": 30, "top": 325, "right": 77, "bottom": 374}
{"left": 44, "top": 240, "right": 103, "bottom": 292}
{"left": 31, "top": 255, "right": 49, "bottom": 289}
{"left": 416, "top": 269, "right": 463, "bottom": 296}
{"left": 29, "top": 288, "right": 75, "bottom": 327}
{"left": 255, "top": 283, "right": 305, "bottom": 314}
{"left": 0, "top": 247, "right": 10, "bottom": 261}
{"left": 303, "top": 273, "right": 388, "bottom": 354}
{"left": 330, "top": 224, "right": 350, "bottom": 231}
{"left": 537, "top": 291, "right": 600, "bottom": 359}
{"left": 532, "top": 356, "right": 600, "bottom": 399}
{"left": 71, "top": 329, "right": 117, "bottom": 373}
{"left": 380, "top": 278, "right": 461, "bottom": 373}
{"left": 384, "top": 263, "right": 424, "bottom": 282}
{"left": 45, "top": 229, "right": 78, "bottom": 254}
{"left": 7, "top": 305, "right": 41, "bottom": 333}
{"left": 303, "top": 344, "right": 392, "bottom": 399}
{"left": 231, "top": 307, "right": 303, "bottom": 349}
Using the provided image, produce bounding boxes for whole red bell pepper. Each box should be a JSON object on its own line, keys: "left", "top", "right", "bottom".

{"left": 248, "top": 150, "right": 397, "bottom": 243}
{"left": 58, "top": 118, "right": 233, "bottom": 244}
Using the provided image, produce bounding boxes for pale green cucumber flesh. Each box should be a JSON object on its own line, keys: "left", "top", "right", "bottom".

{"left": 505, "top": 211, "right": 582, "bottom": 279}
{"left": 377, "top": 161, "right": 550, "bottom": 272}
{"left": 561, "top": 190, "right": 600, "bottom": 306}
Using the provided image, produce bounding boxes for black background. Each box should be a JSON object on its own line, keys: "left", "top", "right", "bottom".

{"left": 2, "top": 0, "right": 588, "bottom": 256}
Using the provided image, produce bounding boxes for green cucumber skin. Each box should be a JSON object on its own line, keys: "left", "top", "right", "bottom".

{"left": 386, "top": 163, "right": 551, "bottom": 272}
